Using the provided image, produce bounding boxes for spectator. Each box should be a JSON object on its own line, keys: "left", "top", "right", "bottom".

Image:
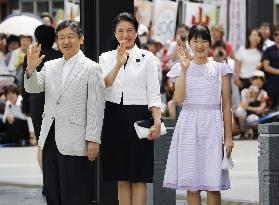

{"left": 259, "top": 22, "right": 275, "bottom": 51}
{"left": 138, "top": 23, "right": 149, "bottom": 47}
{"left": 2, "top": 84, "right": 35, "bottom": 146}
{"left": 235, "top": 29, "right": 263, "bottom": 90}
{"left": 0, "top": 33, "right": 7, "bottom": 74}
{"left": 167, "top": 24, "right": 191, "bottom": 67}
{"left": 235, "top": 70, "right": 268, "bottom": 139}
{"left": 40, "top": 14, "right": 54, "bottom": 27}
{"left": 212, "top": 40, "right": 241, "bottom": 112}
{"left": 5, "top": 35, "right": 20, "bottom": 54}
{"left": 210, "top": 24, "right": 235, "bottom": 59}
{"left": 263, "top": 24, "right": 279, "bottom": 110}
{"left": 7, "top": 35, "right": 32, "bottom": 92}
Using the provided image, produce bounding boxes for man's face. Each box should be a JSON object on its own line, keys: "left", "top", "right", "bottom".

{"left": 259, "top": 26, "right": 270, "bottom": 40}
{"left": 20, "top": 37, "right": 32, "bottom": 52}
{"left": 57, "top": 27, "right": 84, "bottom": 59}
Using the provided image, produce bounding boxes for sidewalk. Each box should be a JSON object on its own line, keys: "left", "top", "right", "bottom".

{"left": 0, "top": 140, "right": 259, "bottom": 205}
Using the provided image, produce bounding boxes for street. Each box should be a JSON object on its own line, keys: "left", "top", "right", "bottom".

{"left": 0, "top": 140, "right": 259, "bottom": 205}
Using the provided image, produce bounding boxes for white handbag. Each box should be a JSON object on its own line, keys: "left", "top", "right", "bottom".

{"left": 222, "top": 147, "right": 234, "bottom": 170}
{"left": 134, "top": 119, "right": 167, "bottom": 139}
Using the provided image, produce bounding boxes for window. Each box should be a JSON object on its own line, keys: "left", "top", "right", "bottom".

{"left": 21, "top": 1, "right": 34, "bottom": 13}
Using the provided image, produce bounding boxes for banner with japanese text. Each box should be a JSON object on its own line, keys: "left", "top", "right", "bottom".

{"left": 151, "top": 0, "right": 178, "bottom": 43}
{"left": 228, "top": 0, "right": 246, "bottom": 52}
{"left": 184, "top": 1, "right": 227, "bottom": 34}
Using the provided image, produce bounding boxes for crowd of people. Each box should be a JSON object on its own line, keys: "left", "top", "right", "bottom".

{"left": 138, "top": 21, "right": 279, "bottom": 140}
{"left": 0, "top": 9, "right": 278, "bottom": 205}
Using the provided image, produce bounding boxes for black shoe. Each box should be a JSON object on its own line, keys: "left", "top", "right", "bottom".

{"left": 42, "top": 185, "right": 46, "bottom": 196}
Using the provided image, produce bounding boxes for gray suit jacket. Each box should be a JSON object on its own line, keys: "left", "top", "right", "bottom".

{"left": 24, "top": 52, "right": 105, "bottom": 156}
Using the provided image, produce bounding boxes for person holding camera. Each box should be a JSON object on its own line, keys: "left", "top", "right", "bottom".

{"left": 235, "top": 70, "right": 268, "bottom": 139}
{"left": 167, "top": 24, "right": 192, "bottom": 68}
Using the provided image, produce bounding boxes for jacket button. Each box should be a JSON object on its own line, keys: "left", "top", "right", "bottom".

{"left": 56, "top": 102, "right": 60, "bottom": 105}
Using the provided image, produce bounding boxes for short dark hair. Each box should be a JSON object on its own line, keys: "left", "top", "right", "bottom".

{"left": 176, "top": 24, "right": 190, "bottom": 32}
{"left": 245, "top": 28, "right": 263, "bottom": 52}
{"left": 6, "top": 84, "right": 19, "bottom": 96}
{"left": 107, "top": 12, "right": 141, "bottom": 50}
{"left": 260, "top": 22, "right": 271, "bottom": 28}
{"left": 56, "top": 20, "right": 84, "bottom": 38}
{"left": 188, "top": 24, "right": 211, "bottom": 46}
{"left": 273, "top": 24, "right": 279, "bottom": 33}
{"left": 212, "top": 40, "right": 227, "bottom": 50}
{"left": 0, "top": 33, "right": 7, "bottom": 40}
{"left": 112, "top": 12, "right": 139, "bottom": 33}
{"left": 40, "top": 14, "right": 53, "bottom": 24}
{"left": 19, "top": 35, "right": 33, "bottom": 41}
{"left": 35, "top": 25, "right": 56, "bottom": 48}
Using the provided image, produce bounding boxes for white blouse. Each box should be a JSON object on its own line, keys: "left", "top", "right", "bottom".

{"left": 99, "top": 45, "right": 161, "bottom": 108}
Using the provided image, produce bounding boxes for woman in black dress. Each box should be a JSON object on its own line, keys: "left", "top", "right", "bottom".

{"left": 100, "top": 12, "right": 162, "bottom": 205}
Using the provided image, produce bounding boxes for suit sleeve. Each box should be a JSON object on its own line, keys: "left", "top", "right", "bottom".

{"left": 24, "top": 64, "right": 46, "bottom": 93}
{"left": 85, "top": 64, "right": 105, "bottom": 144}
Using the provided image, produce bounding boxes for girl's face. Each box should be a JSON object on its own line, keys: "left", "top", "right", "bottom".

{"left": 189, "top": 37, "right": 210, "bottom": 58}
{"left": 115, "top": 21, "right": 137, "bottom": 50}
{"left": 249, "top": 30, "right": 261, "bottom": 46}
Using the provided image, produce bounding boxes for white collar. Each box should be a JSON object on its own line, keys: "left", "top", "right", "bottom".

{"left": 63, "top": 50, "right": 82, "bottom": 64}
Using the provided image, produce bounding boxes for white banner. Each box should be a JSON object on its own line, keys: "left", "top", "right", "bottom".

{"left": 228, "top": 0, "right": 246, "bottom": 52}
{"left": 151, "top": 0, "right": 178, "bottom": 43}
{"left": 64, "top": 0, "right": 80, "bottom": 21}
{"left": 135, "top": 0, "right": 153, "bottom": 27}
{"left": 184, "top": 1, "right": 227, "bottom": 34}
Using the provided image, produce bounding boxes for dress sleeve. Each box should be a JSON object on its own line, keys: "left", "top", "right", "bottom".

{"left": 221, "top": 62, "right": 236, "bottom": 79}
{"left": 166, "top": 63, "right": 181, "bottom": 82}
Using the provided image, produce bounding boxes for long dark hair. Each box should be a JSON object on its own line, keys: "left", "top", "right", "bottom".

{"left": 106, "top": 12, "right": 141, "bottom": 51}
{"left": 245, "top": 28, "right": 263, "bottom": 52}
{"left": 188, "top": 24, "right": 211, "bottom": 46}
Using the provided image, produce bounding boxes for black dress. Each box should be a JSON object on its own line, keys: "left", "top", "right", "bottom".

{"left": 101, "top": 100, "right": 154, "bottom": 183}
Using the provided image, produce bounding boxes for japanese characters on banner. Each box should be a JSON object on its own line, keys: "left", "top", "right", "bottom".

{"left": 151, "top": 0, "right": 178, "bottom": 43}
{"left": 135, "top": 0, "right": 153, "bottom": 27}
{"left": 64, "top": 0, "right": 80, "bottom": 21}
{"left": 229, "top": 0, "right": 246, "bottom": 52}
{"left": 184, "top": 1, "right": 227, "bottom": 33}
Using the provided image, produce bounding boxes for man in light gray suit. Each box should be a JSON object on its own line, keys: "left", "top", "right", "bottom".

{"left": 24, "top": 20, "right": 105, "bottom": 205}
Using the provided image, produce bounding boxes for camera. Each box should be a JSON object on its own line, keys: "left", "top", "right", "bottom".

{"left": 217, "top": 49, "right": 225, "bottom": 58}
{"left": 180, "top": 34, "right": 186, "bottom": 41}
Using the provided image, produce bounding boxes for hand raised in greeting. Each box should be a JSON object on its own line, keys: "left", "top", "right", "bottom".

{"left": 26, "top": 43, "right": 45, "bottom": 76}
{"left": 177, "top": 46, "right": 190, "bottom": 71}
{"left": 116, "top": 40, "right": 129, "bottom": 68}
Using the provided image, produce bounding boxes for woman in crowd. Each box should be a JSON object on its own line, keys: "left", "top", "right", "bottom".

{"left": 235, "top": 29, "right": 263, "bottom": 90}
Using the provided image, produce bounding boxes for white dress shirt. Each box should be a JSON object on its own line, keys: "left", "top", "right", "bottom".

{"left": 99, "top": 45, "right": 161, "bottom": 108}
{"left": 62, "top": 50, "right": 82, "bottom": 86}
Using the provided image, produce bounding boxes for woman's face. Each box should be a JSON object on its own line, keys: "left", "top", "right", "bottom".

{"left": 115, "top": 21, "right": 137, "bottom": 50}
{"left": 249, "top": 30, "right": 261, "bottom": 47}
{"left": 189, "top": 37, "right": 210, "bottom": 58}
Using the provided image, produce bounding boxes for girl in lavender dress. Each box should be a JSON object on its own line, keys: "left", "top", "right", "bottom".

{"left": 163, "top": 24, "right": 234, "bottom": 205}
